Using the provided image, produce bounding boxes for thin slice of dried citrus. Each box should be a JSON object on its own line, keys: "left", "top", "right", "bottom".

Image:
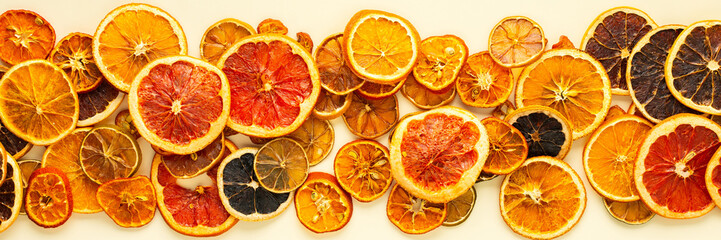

{"left": 401, "top": 74, "right": 455, "bottom": 110}
{"left": 49, "top": 32, "right": 103, "bottom": 93}
{"left": 605, "top": 105, "right": 627, "bottom": 120}
{"left": 313, "top": 89, "right": 352, "bottom": 120}
{"left": 16, "top": 158, "right": 39, "bottom": 215}
{"left": 79, "top": 125, "right": 141, "bottom": 184}
{"left": 334, "top": 140, "right": 392, "bottom": 202}
{"left": 357, "top": 78, "right": 404, "bottom": 99}
{"left": 114, "top": 109, "right": 139, "bottom": 139}
{"left": 456, "top": 51, "right": 514, "bottom": 108}
{"left": 500, "top": 156, "right": 586, "bottom": 240}
{"left": 296, "top": 32, "right": 313, "bottom": 53}
{"left": 77, "top": 80, "right": 124, "bottom": 127}
{"left": 491, "top": 100, "right": 515, "bottom": 119}
{"left": 443, "top": 186, "right": 475, "bottom": 226}
{"left": 552, "top": 35, "right": 576, "bottom": 49}
{"left": 706, "top": 146, "right": 721, "bottom": 210}
{"left": 0, "top": 118, "right": 31, "bottom": 160}
{"left": 0, "top": 156, "right": 21, "bottom": 233}
{"left": 386, "top": 184, "right": 446, "bottom": 234}
{"left": 343, "top": 93, "right": 399, "bottom": 139}
{"left": 603, "top": 198, "right": 654, "bottom": 225}
{"left": 254, "top": 138, "right": 309, "bottom": 193}
{"left": 505, "top": 106, "right": 573, "bottom": 160}
{"left": 287, "top": 116, "right": 334, "bottom": 166}
{"left": 413, "top": 35, "right": 468, "bottom": 91}
{"left": 0, "top": 10, "right": 55, "bottom": 65}
{"left": 25, "top": 167, "right": 73, "bottom": 228}
{"left": 315, "top": 33, "right": 364, "bottom": 95}
{"left": 200, "top": 18, "right": 255, "bottom": 65}
{"left": 96, "top": 176, "right": 156, "bottom": 228}
{"left": 635, "top": 113, "right": 721, "bottom": 219}
{"left": 481, "top": 117, "right": 528, "bottom": 175}
{"left": 161, "top": 135, "right": 225, "bottom": 179}
{"left": 257, "top": 18, "right": 288, "bottom": 35}
{"left": 295, "top": 172, "right": 353, "bottom": 233}
{"left": 488, "top": 16, "right": 545, "bottom": 68}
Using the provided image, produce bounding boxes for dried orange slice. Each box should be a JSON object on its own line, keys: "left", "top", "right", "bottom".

{"left": 401, "top": 74, "right": 455, "bottom": 110}
{"left": 129, "top": 56, "right": 229, "bottom": 155}
{"left": 481, "top": 117, "right": 528, "bottom": 175}
{"left": 25, "top": 167, "right": 73, "bottom": 228}
{"left": 456, "top": 51, "right": 513, "bottom": 108}
{"left": 93, "top": 3, "right": 187, "bottom": 92}
{"left": 287, "top": 116, "right": 334, "bottom": 166}
{"left": 0, "top": 156, "right": 21, "bottom": 233}
{"left": 390, "top": 106, "right": 488, "bottom": 203}
{"left": 0, "top": 59, "right": 78, "bottom": 146}
{"left": 254, "top": 138, "right": 309, "bottom": 193}
{"left": 315, "top": 33, "right": 364, "bottom": 95}
{"left": 413, "top": 35, "right": 468, "bottom": 91}
{"left": 49, "top": 32, "right": 103, "bottom": 93}
{"left": 257, "top": 18, "right": 288, "bottom": 35}
{"left": 443, "top": 186, "right": 476, "bottom": 226}
{"left": 501, "top": 156, "right": 586, "bottom": 239}
{"left": 218, "top": 34, "right": 320, "bottom": 138}
{"left": 79, "top": 125, "right": 141, "bottom": 184}
{"left": 635, "top": 113, "right": 721, "bottom": 219}
{"left": 581, "top": 7, "right": 656, "bottom": 95}
{"left": 488, "top": 16, "right": 545, "bottom": 68}
{"left": 505, "top": 106, "right": 573, "bottom": 159}
{"left": 334, "top": 140, "right": 392, "bottom": 202}
{"left": 605, "top": 105, "right": 626, "bottom": 120}
{"left": 0, "top": 10, "right": 55, "bottom": 65}
{"left": 313, "top": 89, "right": 352, "bottom": 120}
{"left": 294, "top": 172, "right": 353, "bottom": 233}
{"left": 603, "top": 198, "right": 654, "bottom": 225}
{"left": 386, "top": 184, "right": 446, "bottom": 234}
{"left": 516, "top": 48, "right": 612, "bottom": 139}
{"left": 96, "top": 176, "right": 156, "bottom": 228}
{"left": 77, "top": 80, "right": 124, "bottom": 127}
{"left": 343, "top": 93, "right": 399, "bottom": 139}
{"left": 161, "top": 135, "right": 225, "bottom": 178}
{"left": 583, "top": 115, "right": 652, "bottom": 202}
{"left": 343, "top": 9, "right": 420, "bottom": 84}
{"left": 200, "top": 18, "right": 255, "bottom": 65}
{"left": 296, "top": 32, "right": 313, "bottom": 53}
{"left": 357, "top": 78, "right": 404, "bottom": 99}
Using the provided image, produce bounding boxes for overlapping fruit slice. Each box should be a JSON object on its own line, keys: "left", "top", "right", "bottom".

{"left": 456, "top": 51, "right": 513, "bottom": 108}
{"left": 96, "top": 176, "right": 156, "bottom": 228}
{"left": 254, "top": 138, "right": 309, "bottom": 193}
{"left": 443, "top": 186, "right": 476, "bottom": 226}
{"left": 114, "top": 109, "right": 139, "bottom": 139}
{"left": 0, "top": 120, "right": 31, "bottom": 160}
{"left": 77, "top": 80, "right": 124, "bottom": 127}
{"left": 401, "top": 74, "right": 455, "bottom": 110}
{"left": 79, "top": 125, "right": 141, "bottom": 184}
{"left": 488, "top": 16, "right": 545, "bottom": 68}
{"left": 0, "top": 157, "right": 21, "bottom": 233}
{"left": 357, "top": 78, "right": 404, "bottom": 99}
{"left": 334, "top": 140, "right": 392, "bottom": 202}
{"left": 481, "top": 117, "right": 528, "bottom": 175}
{"left": 25, "top": 167, "right": 73, "bottom": 228}
{"left": 49, "top": 32, "right": 103, "bottom": 93}
{"left": 200, "top": 18, "right": 255, "bottom": 65}
{"left": 603, "top": 198, "right": 655, "bottom": 225}
{"left": 505, "top": 106, "right": 573, "bottom": 159}
{"left": 0, "top": 10, "right": 55, "bottom": 65}
{"left": 161, "top": 135, "right": 225, "bottom": 178}
{"left": 16, "top": 158, "right": 40, "bottom": 215}
{"left": 257, "top": 18, "right": 288, "bottom": 35}
{"left": 386, "top": 184, "right": 446, "bottom": 234}
{"left": 315, "top": 33, "right": 364, "bottom": 95}
{"left": 287, "top": 116, "right": 334, "bottom": 166}
{"left": 413, "top": 35, "right": 468, "bottom": 91}
{"left": 296, "top": 32, "right": 313, "bottom": 53}
{"left": 343, "top": 93, "right": 399, "bottom": 139}
{"left": 295, "top": 172, "right": 353, "bottom": 233}
{"left": 313, "top": 89, "right": 352, "bottom": 120}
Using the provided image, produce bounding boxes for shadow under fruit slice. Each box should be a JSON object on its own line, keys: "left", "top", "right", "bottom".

{"left": 295, "top": 172, "right": 353, "bottom": 233}
{"left": 77, "top": 80, "right": 124, "bottom": 127}
{"left": 161, "top": 135, "right": 225, "bottom": 179}
{"left": 287, "top": 116, "right": 334, "bottom": 166}
{"left": 200, "top": 18, "right": 255, "bottom": 65}
{"left": 343, "top": 93, "right": 399, "bottom": 139}
{"left": 315, "top": 33, "right": 364, "bottom": 95}
{"left": 217, "top": 147, "right": 292, "bottom": 221}
{"left": 603, "top": 198, "right": 654, "bottom": 225}
{"left": 443, "top": 186, "right": 476, "bottom": 226}
{"left": 505, "top": 106, "right": 573, "bottom": 160}
{"left": 0, "top": 157, "right": 21, "bottom": 233}
{"left": 254, "top": 138, "right": 309, "bottom": 193}
{"left": 313, "top": 89, "right": 352, "bottom": 120}
{"left": 25, "top": 167, "right": 73, "bottom": 228}
{"left": 401, "top": 73, "right": 455, "bottom": 110}
{"left": 413, "top": 35, "right": 468, "bottom": 91}
{"left": 96, "top": 176, "right": 156, "bottom": 228}
{"left": 79, "top": 125, "right": 141, "bottom": 184}
{"left": 386, "top": 184, "right": 446, "bottom": 234}
{"left": 218, "top": 34, "right": 320, "bottom": 138}
{"left": 456, "top": 51, "right": 513, "bottom": 108}
{"left": 0, "top": 9, "right": 55, "bottom": 65}
{"left": 481, "top": 117, "right": 528, "bottom": 175}
{"left": 49, "top": 32, "right": 103, "bottom": 93}
{"left": 488, "top": 16, "right": 545, "bottom": 68}
{"left": 334, "top": 140, "right": 392, "bottom": 202}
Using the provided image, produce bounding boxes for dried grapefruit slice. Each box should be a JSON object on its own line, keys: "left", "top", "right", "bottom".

{"left": 254, "top": 138, "right": 309, "bottom": 193}
{"left": 313, "top": 89, "right": 352, "bottom": 120}
{"left": 200, "top": 18, "right": 255, "bottom": 65}
{"left": 357, "top": 78, "right": 404, "bottom": 99}
{"left": 77, "top": 80, "right": 124, "bottom": 127}
{"left": 343, "top": 93, "right": 399, "bottom": 139}
{"left": 413, "top": 35, "right": 468, "bottom": 91}
{"left": 390, "top": 106, "right": 488, "bottom": 203}
{"left": 160, "top": 135, "right": 225, "bottom": 178}
{"left": 315, "top": 33, "right": 364, "bottom": 95}
{"left": 488, "top": 16, "right": 545, "bottom": 68}
{"left": 505, "top": 106, "right": 573, "bottom": 159}
{"left": 295, "top": 172, "right": 353, "bottom": 233}
{"left": 481, "top": 117, "right": 528, "bottom": 175}
{"left": 0, "top": 121, "right": 31, "bottom": 160}
{"left": 49, "top": 32, "right": 103, "bottom": 93}
{"left": 0, "top": 10, "right": 55, "bottom": 65}
{"left": 0, "top": 156, "right": 21, "bottom": 233}
{"left": 603, "top": 198, "right": 654, "bottom": 225}
{"left": 401, "top": 74, "right": 455, "bottom": 110}
{"left": 25, "top": 167, "right": 73, "bottom": 228}
{"left": 287, "top": 116, "right": 334, "bottom": 166}
{"left": 456, "top": 51, "right": 513, "bottom": 108}
{"left": 635, "top": 113, "right": 721, "bottom": 219}
{"left": 443, "top": 186, "right": 476, "bottom": 226}
{"left": 334, "top": 140, "right": 392, "bottom": 202}
{"left": 79, "top": 125, "right": 141, "bottom": 184}
{"left": 386, "top": 184, "right": 446, "bottom": 234}
{"left": 96, "top": 176, "right": 156, "bottom": 228}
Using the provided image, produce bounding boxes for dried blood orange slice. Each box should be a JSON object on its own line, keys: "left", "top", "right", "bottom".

{"left": 456, "top": 51, "right": 513, "bottom": 108}
{"left": 505, "top": 106, "right": 573, "bottom": 160}
{"left": 581, "top": 7, "right": 656, "bottom": 95}
{"left": 257, "top": 18, "right": 288, "bottom": 35}
{"left": 481, "top": 117, "right": 528, "bottom": 175}
{"left": 313, "top": 89, "right": 352, "bottom": 120}
{"left": 0, "top": 10, "right": 55, "bottom": 65}
{"left": 129, "top": 56, "right": 229, "bottom": 155}
{"left": 334, "top": 140, "right": 392, "bottom": 202}
{"left": 200, "top": 18, "right": 255, "bottom": 65}
{"left": 603, "top": 198, "right": 654, "bottom": 225}
{"left": 315, "top": 33, "right": 364, "bottom": 95}
{"left": 254, "top": 138, "right": 309, "bottom": 193}
{"left": 93, "top": 3, "right": 187, "bottom": 92}
{"left": 96, "top": 176, "right": 156, "bottom": 228}
{"left": 357, "top": 78, "right": 404, "bottom": 99}
{"left": 390, "top": 106, "right": 489, "bottom": 203}
{"left": 401, "top": 74, "right": 455, "bottom": 110}
{"left": 386, "top": 184, "right": 446, "bottom": 234}
{"left": 218, "top": 34, "right": 320, "bottom": 138}
{"left": 49, "top": 32, "right": 103, "bottom": 93}
{"left": 77, "top": 80, "right": 124, "bottom": 127}
{"left": 0, "top": 156, "right": 21, "bottom": 233}
{"left": 413, "top": 35, "right": 468, "bottom": 91}
{"left": 294, "top": 172, "right": 353, "bottom": 233}
{"left": 79, "top": 125, "right": 141, "bottom": 184}
{"left": 488, "top": 16, "right": 546, "bottom": 68}
{"left": 635, "top": 113, "right": 721, "bottom": 219}
{"left": 343, "top": 93, "right": 399, "bottom": 139}
{"left": 161, "top": 135, "right": 225, "bottom": 178}
{"left": 25, "top": 167, "right": 73, "bottom": 228}
{"left": 287, "top": 116, "right": 334, "bottom": 166}
{"left": 443, "top": 186, "right": 476, "bottom": 226}
{"left": 0, "top": 122, "right": 31, "bottom": 160}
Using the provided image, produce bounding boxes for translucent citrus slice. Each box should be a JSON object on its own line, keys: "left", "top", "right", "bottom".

{"left": 581, "top": 7, "right": 657, "bottom": 95}
{"left": 96, "top": 176, "right": 156, "bottom": 228}
{"left": 218, "top": 34, "right": 321, "bottom": 138}
{"left": 357, "top": 78, "right": 404, "bottom": 99}
{"left": 295, "top": 172, "right": 353, "bottom": 233}
{"left": 390, "top": 106, "right": 489, "bottom": 203}
{"left": 481, "top": 117, "right": 528, "bottom": 175}
{"left": 343, "top": 93, "right": 399, "bottom": 139}
{"left": 16, "top": 158, "right": 40, "bottom": 215}
{"left": 635, "top": 113, "right": 721, "bottom": 219}
{"left": 257, "top": 18, "right": 288, "bottom": 35}
{"left": 0, "top": 156, "right": 21, "bottom": 233}
{"left": 315, "top": 33, "right": 364, "bottom": 95}
{"left": 287, "top": 116, "right": 334, "bottom": 166}
{"left": 386, "top": 184, "right": 446, "bottom": 234}
{"left": 114, "top": 109, "right": 139, "bottom": 139}
{"left": 200, "top": 18, "right": 255, "bottom": 65}
{"left": 25, "top": 167, "right": 73, "bottom": 228}
{"left": 443, "top": 186, "right": 475, "bottom": 226}
{"left": 456, "top": 51, "right": 513, "bottom": 108}
{"left": 583, "top": 115, "right": 652, "bottom": 202}
{"left": 254, "top": 138, "right": 309, "bottom": 193}
{"left": 505, "top": 106, "right": 573, "bottom": 160}
{"left": 77, "top": 80, "right": 124, "bottom": 127}
{"left": 217, "top": 147, "right": 292, "bottom": 222}
{"left": 500, "top": 156, "right": 586, "bottom": 239}
{"left": 334, "top": 140, "right": 392, "bottom": 202}
{"left": 161, "top": 135, "right": 225, "bottom": 178}
{"left": 0, "top": 59, "right": 78, "bottom": 146}
{"left": 516, "top": 48, "right": 612, "bottom": 139}
{"left": 313, "top": 89, "right": 352, "bottom": 120}
{"left": 296, "top": 32, "right": 313, "bottom": 53}
{"left": 79, "top": 125, "right": 141, "bottom": 184}
{"left": 603, "top": 198, "right": 655, "bottom": 225}
{"left": 343, "top": 9, "right": 420, "bottom": 84}
{"left": 129, "top": 56, "right": 229, "bottom": 155}
{"left": 605, "top": 105, "right": 626, "bottom": 120}
{"left": 488, "top": 16, "right": 545, "bottom": 68}
{"left": 401, "top": 74, "right": 455, "bottom": 110}
{"left": 0, "top": 10, "right": 55, "bottom": 65}
{"left": 49, "top": 32, "right": 103, "bottom": 93}
{"left": 413, "top": 35, "right": 468, "bottom": 91}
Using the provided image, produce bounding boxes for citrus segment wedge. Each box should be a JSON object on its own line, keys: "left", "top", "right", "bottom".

{"left": 456, "top": 51, "right": 513, "bottom": 108}
{"left": 334, "top": 140, "right": 392, "bottom": 202}
{"left": 25, "top": 167, "right": 73, "bottom": 228}
{"left": 386, "top": 184, "right": 446, "bottom": 234}
{"left": 413, "top": 35, "right": 468, "bottom": 91}
{"left": 343, "top": 93, "right": 399, "bottom": 139}
{"left": 0, "top": 10, "right": 55, "bottom": 65}
{"left": 96, "top": 176, "right": 156, "bottom": 228}
{"left": 481, "top": 117, "right": 528, "bottom": 175}
{"left": 254, "top": 138, "right": 309, "bottom": 193}
{"left": 315, "top": 33, "right": 364, "bottom": 95}
{"left": 488, "top": 16, "right": 545, "bottom": 68}
{"left": 295, "top": 172, "right": 353, "bottom": 233}
{"left": 200, "top": 18, "right": 255, "bottom": 65}
{"left": 49, "top": 32, "right": 103, "bottom": 93}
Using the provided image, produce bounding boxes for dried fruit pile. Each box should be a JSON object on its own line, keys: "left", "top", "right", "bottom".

{"left": 2, "top": 3, "right": 721, "bottom": 240}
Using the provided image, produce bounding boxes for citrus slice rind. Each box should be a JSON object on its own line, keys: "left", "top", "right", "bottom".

{"left": 49, "top": 32, "right": 103, "bottom": 93}
{"left": 294, "top": 172, "right": 353, "bottom": 233}
{"left": 96, "top": 176, "right": 156, "bottom": 228}
{"left": 488, "top": 16, "right": 546, "bottom": 68}
{"left": 456, "top": 51, "right": 514, "bottom": 108}
{"left": 25, "top": 167, "right": 73, "bottom": 228}
{"left": 333, "top": 139, "right": 392, "bottom": 202}
{"left": 603, "top": 198, "right": 655, "bottom": 225}
{"left": 357, "top": 78, "right": 405, "bottom": 99}
{"left": 413, "top": 35, "right": 468, "bottom": 91}
{"left": 0, "top": 10, "right": 55, "bottom": 65}
{"left": 77, "top": 80, "right": 124, "bottom": 127}
{"left": 343, "top": 93, "right": 399, "bottom": 139}
{"left": 481, "top": 117, "right": 528, "bottom": 175}
{"left": 505, "top": 105, "right": 573, "bottom": 160}
{"left": 443, "top": 186, "right": 475, "bottom": 226}
{"left": 79, "top": 125, "right": 141, "bottom": 185}
{"left": 386, "top": 184, "right": 446, "bottom": 234}
{"left": 254, "top": 138, "right": 309, "bottom": 193}
{"left": 200, "top": 18, "right": 255, "bottom": 65}
{"left": 705, "top": 145, "right": 721, "bottom": 210}
{"left": 314, "top": 33, "right": 365, "bottom": 95}
{"left": 0, "top": 156, "right": 21, "bottom": 233}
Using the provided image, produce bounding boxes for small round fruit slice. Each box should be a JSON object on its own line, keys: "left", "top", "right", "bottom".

{"left": 413, "top": 35, "right": 468, "bottom": 91}
{"left": 500, "top": 156, "right": 586, "bottom": 240}
{"left": 635, "top": 113, "right": 721, "bottom": 219}
{"left": 401, "top": 74, "right": 455, "bottom": 110}
{"left": 0, "top": 10, "right": 55, "bottom": 65}
{"left": 25, "top": 167, "right": 73, "bottom": 228}
{"left": 357, "top": 78, "right": 404, "bottom": 99}
{"left": 287, "top": 116, "right": 334, "bottom": 166}
{"left": 516, "top": 49, "right": 612, "bottom": 139}
{"left": 255, "top": 138, "right": 309, "bottom": 193}
{"left": 257, "top": 18, "right": 288, "bottom": 35}
{"left": 151, "top": 154, "right": 237, "bottom": 237}
{"left": 96, "top": 176, "right": 156, "bottom": 228}
{"left": 0, "top": 59, "right": 78, "bottom": 146}
{"left": 334, "top": 140, "right": 392, "bottom": 202}
{"left": 603, "top": 198, "right": 655, "bottom": 225}
{"left": 386, "top": 184, "right": 446, "bottom": 234}
{"left": 218, "top": 34, "right": 321, "bottom": 138}
{"left": 93, "top": 3, "right": 187, "bottom": 92}
{"left": 16, "top": 158, "right": 40, "bottom": 215}
{"left": 79, "top": 125, "right": 141, "bottom": 184}
{"left": 390, "top": 106, "right": 489, "bottom": 203}
{"left": 77, "top": 80, "right": 124, "bottom": 127}
{"left": 481, "top": 117, "right": 528, "bottom": 175}
{"left": 315, "top": 33, "right": 364, "bottom": 95}
{"left": 666, "top": 20, "right": 721, "bottom": 115}
{"left": 218, "top": 147, "right": 292, "bottom": 221}
{"left": 313, "top": 89, "right": 352, "bottom": 120}
{"left": 488, "top": 16, "right": 545, "bottom": 68}
{"left": 443, "top": 186, "right": 476, "bottom": 226}
{"left": 344, "top": 10, "right": 420, "bottom": 84}
{"left": 49, "top": 32, "right": 103, "bottom": 93}
{"left": 581, "top": 7, "right": 657, "bottom": 95}
{"left": 456, "top": 51, "right": 513, "bottom": 108}
{"left": 295, "top": 172, "right": 353, "bottom": 233}
{"left": 0, "top": 121, "right": 31, "bottom": 159}
{"left": 161, "top": 135, "right": 225, "bottom": 178}
{"left": 200, "top": 18, "right": 255, "bottom": 65}
{"left": 505, "top": 106, "right": 573, "bottom": 159}
{"left": 0, "top": 156, "right": 21, "bottom": 233}
{"left": 343, "top": 93, "right": 399, "bottom": 139}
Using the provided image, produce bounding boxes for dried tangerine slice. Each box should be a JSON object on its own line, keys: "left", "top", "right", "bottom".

{"left": 313, "top": 89, "right": 352, "bottom": 120}
{"left": 386, "top": 184, "right": 446, "bottom": 234}
{"left": 0, "top": 10, "right": 55, "bottom": 65}
{"left": 488, "top": 16, "right": 545, "bottom": 68}
{"left": 413, "top": 35, "right": 468, "bottom": 91}
{"left": 456, "top": 51, "right": 513, "bottom": 108}
{"left": 287, "top": 116, "right": 334, "bottom": 166}
{"left": 77, "top": 80, "right": 124, "bottom": 127}
{"left": 25, "top": 167, "right": 73, "bottom": 228}
{"left": 296, "top": 32, "right": 313, "bottom": 53}
{"left": 334, "top": 140, "right": 392, "bottom": 202}
{"left": 0, "top": 156, "right": 21, "bottom": 233}
{"left": 315, "top": 33, "right": 364, "bottom": 95}
{"left": 516, "top": 48, "right": 612, "bottom": 139}
{"left": 257, "top": 18, "right": 288, "bottom": 35}
{"left": 390, "top": 106, "right": 489, "bottom": 203}
{"left": 344, "top": 10, "right": 420, "bottom": 84}
{"left": 49, "top": 32, "right": 103, "bottom": 93}
{"left": 161, "top": 135, "right": 225, "bottom": 178}
{"left": 603, "top": 198, "right": 654, "bottom": 225}
{"left": 343, "top": 93, "right": 399, "bottom": 139}
{"left": 635, "top": 113, "right": 721, "bottom": 219}
{"left": 357, "top": 78, "right": 404, "bottom": 99}
{"left": 295, "top": 172, "right": 353, "bottom": 233}
{"left": 96, "top": 176, "right": 156, "bottom": 228}
{"left": 254, "top": 138, "right": 309, "bottom": 193}
{"left": 443, "top": 186, "right": 475, "bottom": 226}
{"left": 200, "top": 18, "right": 255, "bottom": 65}
{"left": 218, "top": 34, "right": 321, "bottom": 138}
{"left": 581, "top": 7, "right": 656, "bottom": 95}
{"left": 401, "top": 74, "right": 455, "bottom": 110}
{"left": 481, "top": 117, "right": 528, "bottom": 175}
{"left": 79, "top": 125, "right": 141, "bottom": 184}
{"left": 505, "top": 106, "right": 573, "bottom": 160}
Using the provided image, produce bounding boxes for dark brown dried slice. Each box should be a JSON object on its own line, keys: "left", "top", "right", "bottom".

{"left": 343, "top": 93, "right": 399, "bottom": 139}
{"left": 313, "top": 89, "right": 352, "bottom": 120}
{"left": 78, "top": 80, "right": 124, "bottom": 127}
{"left": 0, "top": 121, "right": 31, "bottom": 159}
{"left": 161, "top": 135, "right": 225, "bottom": 179}
{"left": 0, "top": 158, "right": 21, "bottom": 233}
{"left": 314, "top": 33, "right": 364, "bottom": 95}
{"left": 505, "top": 106, "right": 573, "bottom": 160}
{"left": 401, "top": 74, "right": 455, "bottom": 110}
